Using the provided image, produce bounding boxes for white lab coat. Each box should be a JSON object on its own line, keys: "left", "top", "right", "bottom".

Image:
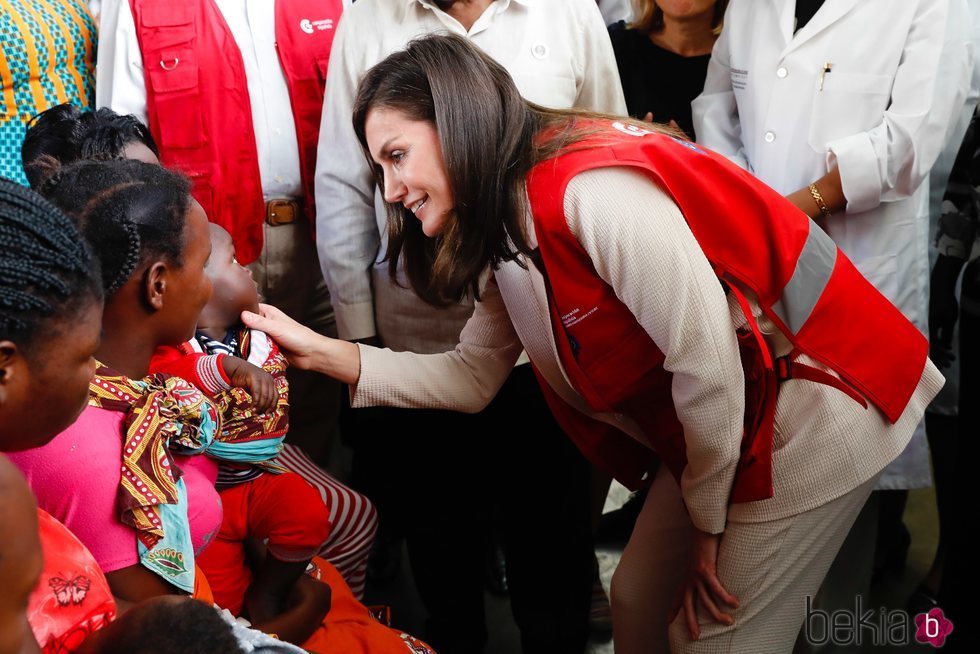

{"left": 926, "top": 0, "right": 980, "bottom": 417}
{"left": 693, "top": 0, "right": 972, "bottom": 489}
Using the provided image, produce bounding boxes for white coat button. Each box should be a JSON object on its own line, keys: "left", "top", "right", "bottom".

{"left": 764, "top": 131, "right": 776, "bottom": 143}
{"left": 776, "top": 66, "right": 788, "bottom": 78}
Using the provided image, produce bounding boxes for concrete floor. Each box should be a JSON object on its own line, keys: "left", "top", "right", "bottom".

{"left": 362, "top": 484, "right": 941, "bottom": 654}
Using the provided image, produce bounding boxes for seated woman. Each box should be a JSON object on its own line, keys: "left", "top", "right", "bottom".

{"left": 21, "top": 103, "right": 378, "bottom": 600}
{"left": 0, "top": 176, "right": 305, "bottom": 654}
{"left": 9, "top": 159, "right": 433, "bottom": 653}
{"left": 0, "top": 178, "right": 108, "bottom": 654}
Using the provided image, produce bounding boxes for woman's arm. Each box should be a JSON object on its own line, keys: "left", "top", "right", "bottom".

{"left": 242, "top": 278, "right": 525, "bottom": 413}
{"left": 105, "top": 564, "right": 184, "bottom": 604}
{"left": 826, "top": 0, "right": 969, "bottom": 213}
{"left": 691, "top": 4, "right": 751, "bottom": 170}
{"left": 785, "top": 167, "right": 846, "bottom": 219}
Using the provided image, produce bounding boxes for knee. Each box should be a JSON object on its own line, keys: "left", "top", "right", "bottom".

{"left": 360, "top": 494, "right": 379, "bottom": 541}
{"left": 609, "top": 564, "right": 633, "bottom": 616}
{"left": 268, "top": 473, "right": 333, "bottom": 545}
{"left": 346, "top": 491, "right": 379, "bottom": 551}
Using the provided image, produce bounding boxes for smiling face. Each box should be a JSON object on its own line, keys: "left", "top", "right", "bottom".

{"left": 365, "top": 107, "right": 455, "bottom": 238}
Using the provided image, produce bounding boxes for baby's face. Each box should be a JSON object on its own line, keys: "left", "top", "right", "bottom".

{"left": 204, "top": 225, "right": 260, "bottom": 318}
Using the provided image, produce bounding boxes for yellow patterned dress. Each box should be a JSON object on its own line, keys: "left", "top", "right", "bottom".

{"left": 0, "top": 0, "right": 95, "bottom": 185}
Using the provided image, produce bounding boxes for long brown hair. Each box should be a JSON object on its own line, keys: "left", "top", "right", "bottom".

{"left": 352, "top": 33, "right": 668, "bottom": 307}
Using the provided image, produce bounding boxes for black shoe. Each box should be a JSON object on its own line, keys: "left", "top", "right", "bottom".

{"left": 485, "top": 540, "right": 509, "bottom": 597}
{"left": 906, "top": 583, "right": 940, "bottom": 616}
{"left": 871, "top": 522, "right": 911, "bottom": 586}
{"left": 588, "top": 579, "right": 613, "bottom": 641}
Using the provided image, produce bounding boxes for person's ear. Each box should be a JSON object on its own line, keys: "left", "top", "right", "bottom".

{"left": 0, "top": 341, "right": 22, "bottom": 406}
{"left": 143, "top": 261, "right": 169, "bottom": 311}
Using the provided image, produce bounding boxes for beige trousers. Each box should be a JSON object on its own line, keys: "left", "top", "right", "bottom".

{"left": 611, "top": 466, "right": 879, "bottom": 654}
{"left": 248, "top": 219, "right": 340, "bottom": 468}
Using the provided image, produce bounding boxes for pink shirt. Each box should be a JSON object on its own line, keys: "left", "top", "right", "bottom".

{"left": 9, "top": 406, "right": 222, "bottom": 574}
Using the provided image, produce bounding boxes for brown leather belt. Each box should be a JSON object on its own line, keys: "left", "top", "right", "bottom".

{"left": 265, "top": 198, "right": 303, "bottom": 226}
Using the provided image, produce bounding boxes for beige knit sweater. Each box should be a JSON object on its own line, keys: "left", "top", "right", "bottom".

{"left": 352, "top": 167, "right": 943, "bottom": 534}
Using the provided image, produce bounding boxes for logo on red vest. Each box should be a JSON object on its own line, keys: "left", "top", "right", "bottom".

{"left": 561, "top": 306, "right": 599, "bottom": 328}
{"left": 668, "top": 136, "right": 705, "bottom": 154}
{"left": 611, "top": 121, "right": 653, "bottom": 138}
{"left": 299, "top": 18, "right": 335, "bottom": 34}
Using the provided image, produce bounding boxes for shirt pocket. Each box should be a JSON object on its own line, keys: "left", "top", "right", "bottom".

{"left": 146, "top": 49, "right": 205, "bottom": 150}
{"left": 807, "top": 72, "right": 892, "bottom": 153}
{"left": 510, "top": 72, "right": 578, "bottom": 109}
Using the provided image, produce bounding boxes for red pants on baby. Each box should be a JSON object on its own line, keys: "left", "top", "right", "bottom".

{"left": 197, "top": 471, "right": 331, "bottom": 614}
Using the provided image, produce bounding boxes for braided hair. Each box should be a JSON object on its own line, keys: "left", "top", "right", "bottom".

{"left": 39, "top": 159, "right": 192, "bottom": 297}
{"left": 0, "top": 178, "right": 101, "bottom": 350}
{"left": 22, "top": 104, "right": 160, "bottom": 189}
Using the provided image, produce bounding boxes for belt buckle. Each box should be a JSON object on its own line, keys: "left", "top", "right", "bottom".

{"left": 266, "top": 199, "right": 298, "bottom": 226}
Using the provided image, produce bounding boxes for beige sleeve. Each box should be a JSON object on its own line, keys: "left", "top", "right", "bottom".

{"left": 564, "top": 167, "right": 744, "bottom": 534}
{"left": 350, "top": 275, "right": 524, "bottom": 413}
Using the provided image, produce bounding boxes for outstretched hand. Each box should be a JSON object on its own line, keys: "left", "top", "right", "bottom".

{"left": 668, "top": 528, "right": 739, "bottom": 641}
{"left": 242, "top": 304, "right": 323, "bottom": 371}
{"left": 242, "top": 303, "right": 362, "bottom": 385}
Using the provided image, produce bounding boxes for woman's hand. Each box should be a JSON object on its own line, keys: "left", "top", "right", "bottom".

{"left": 241, "top": 304, "right": 323, "bottom": 370}
{"left": 669, "top": 528, "right": 739, "bottom": 641}
{"left": 242, "top": 304, "right": 362, "bottom": 384}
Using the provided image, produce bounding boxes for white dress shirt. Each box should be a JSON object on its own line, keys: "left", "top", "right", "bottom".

{"left": 315, "top": 0, "right": 627, "bottom": 345}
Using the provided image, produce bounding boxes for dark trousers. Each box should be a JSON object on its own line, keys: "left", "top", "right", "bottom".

{"left": 346, "top": 364, "right": 594, "bottom": 654}
{"left": 940, "top": 259, "right": 979, "bottom": 651}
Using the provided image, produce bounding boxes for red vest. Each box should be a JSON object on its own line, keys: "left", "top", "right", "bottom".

{"left": 525, "top": 122, "right": 929, "bottom": 502}
{"left": 129, "top": 0, "right": 342, "bottom": 263}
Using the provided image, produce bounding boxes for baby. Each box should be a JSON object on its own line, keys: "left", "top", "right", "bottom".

{"left": 150, "top": 224, "right": 330, "bottom": 627}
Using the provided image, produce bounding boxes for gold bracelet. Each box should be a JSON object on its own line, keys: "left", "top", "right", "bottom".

{"left": 808, "top": 183, "right": 833, "bottom": 219}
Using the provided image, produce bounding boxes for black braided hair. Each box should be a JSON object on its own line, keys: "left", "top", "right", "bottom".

{"left": 39, "top": 159, "right": 192, "bottom": 296}
{"left": 22, "top": 104, "right": 160, "bottom": 189}
{"left": 0, "top": 178, "right": 101, "bottom": 350}
{"left": 92, "top": 597, "right": 245, "bottom": 654}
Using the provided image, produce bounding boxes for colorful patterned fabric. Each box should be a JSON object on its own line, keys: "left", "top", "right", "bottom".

{"left": 197, "top": 327, "right": 290, "bottom": 471}
{"left": 0, "top": 0, "right": 95, "bottom": 184}
{"left": 88, "top": 362, "right": 220, "bottom": 592}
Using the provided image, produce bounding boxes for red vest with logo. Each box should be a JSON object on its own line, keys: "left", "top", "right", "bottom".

{"left": 129, "top": 0, "right": 342, "bottom": 263}
{"left": 525, "top": 122, "right": 929, "bottom": 502}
